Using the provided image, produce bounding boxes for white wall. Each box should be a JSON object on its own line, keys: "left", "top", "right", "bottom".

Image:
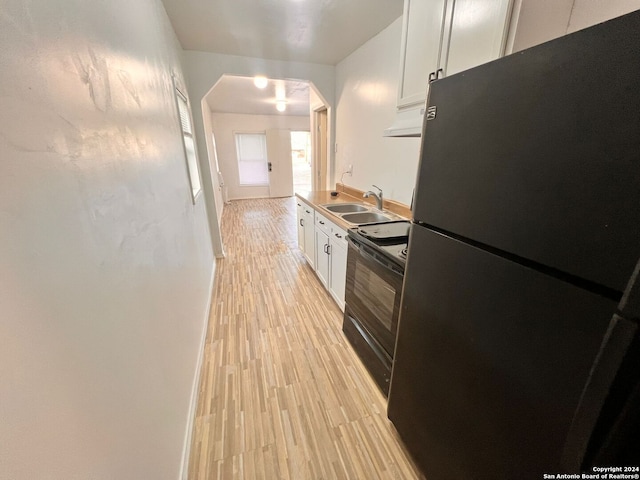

{"left": 0, "top": 1, "right": 213, "bottom": 479}
{"left": 335, "top": 17, "right": 421, "bottom": 206}
{"left": 210, "top": 113, "right": 310, "bottom": 200}
{"left": 507, "top": 0, "right": 575, "bottom": 53}
{"left": 568, "top": 0, "right": 640, "bottom": 32}
{"left": 509, "top": 0, "right": 640, "bottom": 52}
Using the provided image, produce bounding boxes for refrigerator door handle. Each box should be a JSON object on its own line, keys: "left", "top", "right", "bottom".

{"left": 560, "top": 313, "right": 638, "bottom": 471}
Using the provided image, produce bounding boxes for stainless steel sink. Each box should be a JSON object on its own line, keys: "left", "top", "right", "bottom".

{"left": 341, "top": 211, "right": 395, "bottom": 224}
{"left": 322, "top": 203, "right": 369, "bottom": 213}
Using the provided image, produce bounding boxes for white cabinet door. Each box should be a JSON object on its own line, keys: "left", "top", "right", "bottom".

{"left": 302, "top": 206, "right": 315, "bottom": 268}
{"left": 296, "top": 200, "right": 304, "bottom": 250}
{"left": 443, "top": 0, "right": 513, "bottom": 76}
{"left": 315, "top": 228, "right": 329, "bottom": 288}
{"left": 387, "top": 0, "right": 513, "bottom": 136}
{"left": 329, "top": 229, "right": 348, "bottom": 312}
{"left": 398, "top": 0, "right": 449, "bottom": 109}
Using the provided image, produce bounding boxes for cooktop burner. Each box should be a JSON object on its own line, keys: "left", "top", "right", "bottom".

{"left": 377, "top": 243, "right": 409, "bottom": 266}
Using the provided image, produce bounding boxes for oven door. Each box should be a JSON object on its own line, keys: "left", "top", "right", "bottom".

{"left": 344, "top": 235, "right": 404, "bottom": 358}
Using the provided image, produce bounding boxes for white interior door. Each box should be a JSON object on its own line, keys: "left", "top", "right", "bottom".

{"left": 266, "top": 129, "right": 294, "bottom": 197}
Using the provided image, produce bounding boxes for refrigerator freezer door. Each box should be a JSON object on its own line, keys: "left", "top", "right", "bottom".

{"left": 388, "top": 226, "right": 618, "bottom": 479}
{"left": 413, "top": 11, "right": 640, "bottom": 293}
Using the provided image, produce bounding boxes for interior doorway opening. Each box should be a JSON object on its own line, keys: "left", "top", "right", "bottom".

{"left": 313, "top": 107, "right": 328, "bottom": 191}
{"left": 196, "top": 74, "right": 331, "bottom": 258}
{"left": 291, "top": 131, "right": 311, "bottom": 193}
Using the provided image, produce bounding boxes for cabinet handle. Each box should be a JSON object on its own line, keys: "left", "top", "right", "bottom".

{"left": 305, "top": 210, "right": 311, "bottom": 214}
{"left": 319, "top": 220, "right": 325, "bottom": 225}
{"left": 300, "top": 219, "right": 304, "bottom": 226}
{"left": 335, "top": 233, "right": 342, "bottom": 239}
{"left": 324, "top": 244, "right": 330, "bottom": 255}
{"left": 297, "top": 203, "right": 301, "bottom": 207}
{"left": 435, "top": 67, "right": 444, "bottom": 79}
{"left": 428, "top": 71, "right": 436, "bottom": 83}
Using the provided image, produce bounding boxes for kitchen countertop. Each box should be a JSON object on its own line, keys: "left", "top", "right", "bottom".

{"left": 295, "top": 190, "right": 410, "bottom": 230}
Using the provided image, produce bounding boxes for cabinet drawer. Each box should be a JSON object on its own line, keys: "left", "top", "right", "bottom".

{"left": 330, "top": 225, "right": 348, "bottom": 249}
{"left": 315, "top": 212, "right": 331, "bottom": 235}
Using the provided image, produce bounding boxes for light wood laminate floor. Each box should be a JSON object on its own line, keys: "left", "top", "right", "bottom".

{"left": 187, "top": 197, "right": 422, "bottom": 479}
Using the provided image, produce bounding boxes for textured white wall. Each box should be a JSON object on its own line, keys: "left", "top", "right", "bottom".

{"left": 335, "top": 17, "right": 421, "bottom": 206}
{"left": 0, "top": 1, "right": 214, "bottom": 479}
{"left": 210, "top": 113, "right": 310, "bottom": 200}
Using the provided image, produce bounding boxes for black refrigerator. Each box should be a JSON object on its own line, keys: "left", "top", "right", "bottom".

{"left": 388, "top": 11, "right": 640, "bottom": 480}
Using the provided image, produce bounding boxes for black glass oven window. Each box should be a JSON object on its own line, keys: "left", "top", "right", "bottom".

{"left": 354, "top": 261, "right": 396, "bottom": 331}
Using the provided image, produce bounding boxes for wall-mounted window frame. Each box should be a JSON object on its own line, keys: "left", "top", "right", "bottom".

{"left": 173, "top": 76, "right": 202, "bottom": 204}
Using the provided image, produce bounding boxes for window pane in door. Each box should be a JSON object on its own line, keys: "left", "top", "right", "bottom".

{"left": 236, "top": 133, "right": 268, "bottom": 186}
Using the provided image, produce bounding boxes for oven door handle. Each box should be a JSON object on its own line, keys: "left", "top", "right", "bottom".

{"left": 347, "top": 236, "right": 402, "bottom": 276}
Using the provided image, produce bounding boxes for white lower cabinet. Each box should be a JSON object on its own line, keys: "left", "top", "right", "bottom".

{"left": 328, "top": 225, "right": 348, "bottom": 311}
{"left": 314, "top": 211, "right": 331, "bottom": 288}
{"left": 296, "top": 200, "right": 305, "bottom": 250}
{"left": 315, "top": 227, "right": 330, "bottom": 288}
{"left": 314, "top": 212, "right": 348, "bottom": 312}
{"left": 302, "top": 204, "right": 315, "bottom": 268}
{"left": 297, "top": 198, "right": 349, "bottom": 312}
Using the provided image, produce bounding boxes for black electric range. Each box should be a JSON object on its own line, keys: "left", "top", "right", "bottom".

{"left": 348, "top": 221, "right": 410, "bottom": 269}
{"left": 343, "top": 220, "right": 411, "bottom": 395}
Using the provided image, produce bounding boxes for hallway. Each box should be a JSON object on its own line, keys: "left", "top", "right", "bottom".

{"left": 187, "top": 197, "right": 420, "bottom": 479}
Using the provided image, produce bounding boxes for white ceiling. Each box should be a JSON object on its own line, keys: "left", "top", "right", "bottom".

{"left": 161, "top": 0, "right": 403, "bottom": 65}
{"left": 206, "top": 75, "right": 310, "bottom": 116}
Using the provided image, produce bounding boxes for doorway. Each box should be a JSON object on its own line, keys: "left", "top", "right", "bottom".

{"left": 205, "top": 75, "right": 312, "bottom": 200}
{"left": 291, "top": 131, "right": 311, "bottom": 193}
{"left": 313, "top": 107, "right": 328, "bottom": 191}
{"left": 196, "top": 75, "right": 331, "bottom": 259}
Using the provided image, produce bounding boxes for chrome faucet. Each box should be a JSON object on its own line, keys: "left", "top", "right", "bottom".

{"left": 363, "top": 185, "right": 384, "bottom": 210}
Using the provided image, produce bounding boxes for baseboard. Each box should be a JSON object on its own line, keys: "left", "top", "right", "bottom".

{"left": 178, "top": 261, "right": 216, "bottom": 480}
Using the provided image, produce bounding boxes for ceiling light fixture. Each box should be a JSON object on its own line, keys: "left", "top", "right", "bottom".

{"left": 253, "top": 76, "right": 268, "bottom": 89}
{"left": 276, "top": 101, "right": 287, "bottom": 112}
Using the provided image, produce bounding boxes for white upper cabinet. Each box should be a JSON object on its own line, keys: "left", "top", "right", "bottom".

{"left": 385, "top": 0, "right": 513, "bottom": 137}
{"left": 444, "top": 0, "right": 513, "bottom": 76}
{"left": 397, "top": 0, "right": 449, "bottom": 109}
